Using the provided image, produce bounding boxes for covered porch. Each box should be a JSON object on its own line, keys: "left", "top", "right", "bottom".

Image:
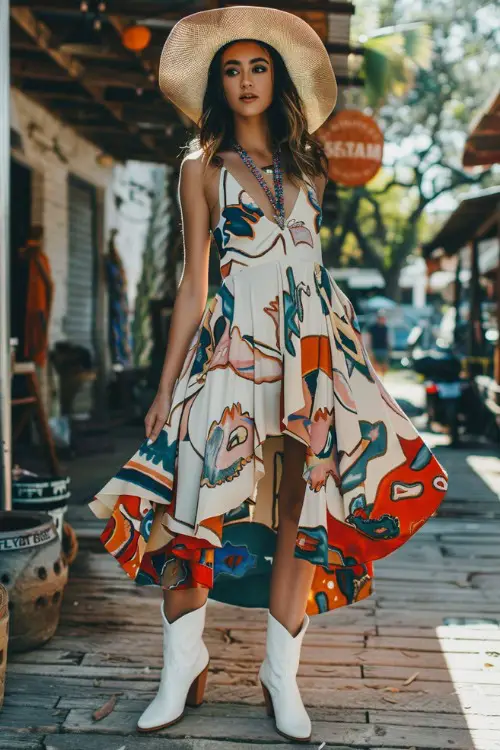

{"left": 423, "top": 187, "right": 500, "bottom": 439}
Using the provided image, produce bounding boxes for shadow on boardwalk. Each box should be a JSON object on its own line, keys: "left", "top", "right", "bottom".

{"left": 2, "top": 427, "right": 500, "bottom": 749}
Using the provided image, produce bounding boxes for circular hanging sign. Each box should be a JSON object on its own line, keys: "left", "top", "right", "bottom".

{"left": 317, "top": 110, "right": 384, "bottom": 187}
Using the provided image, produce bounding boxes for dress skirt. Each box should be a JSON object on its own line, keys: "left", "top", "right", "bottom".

{"left": 89, "top": 258, "right": 449, "bottom": 616}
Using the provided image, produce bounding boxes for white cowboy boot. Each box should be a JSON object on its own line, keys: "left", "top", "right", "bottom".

{"left": 258, "top": 611, "right": 312, "bottom": 742}
{"left": 137, "top": 600, "right": 210, "bottom": 732}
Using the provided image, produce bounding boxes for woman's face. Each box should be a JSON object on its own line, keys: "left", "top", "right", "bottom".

{"left": 220, "top": 40, "right": 274, "bottom": 119}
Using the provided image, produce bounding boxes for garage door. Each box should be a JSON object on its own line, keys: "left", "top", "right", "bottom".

{"left": 67, "top": 176, "right": 97, "bottom": 356}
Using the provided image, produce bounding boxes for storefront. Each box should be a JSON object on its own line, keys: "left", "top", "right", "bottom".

{"left": 1, "top": 3, "right": 184, "bottom": 509}
{"left": 10, "top": 90, "right": 113, "bottom": 400}
{"left": 423, "top": 188, "right": 500, "bottom": 436}
{"left": 461, "top": 85, "right": 500, "bottom": 434}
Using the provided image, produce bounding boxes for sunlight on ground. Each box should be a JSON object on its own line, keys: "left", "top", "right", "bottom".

{"left": 466, "top": 455, "right": 500, "bottom": 500}
{"left": 435, "top": 622, "right": 500, "bottom": 749}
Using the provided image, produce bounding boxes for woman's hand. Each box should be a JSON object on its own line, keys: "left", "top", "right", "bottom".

{"left": 145, "top": 389, "right": 172, "bottom": 444}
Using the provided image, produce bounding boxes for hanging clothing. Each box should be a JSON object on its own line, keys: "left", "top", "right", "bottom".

{"left": 89, "top": 166, "right": 448, "bottom": 616}
{"left": 105, "top": 236, "right": 132, "bottom": 367}
{"left": 24, "top": 246, "right": 53, "bottom": 367}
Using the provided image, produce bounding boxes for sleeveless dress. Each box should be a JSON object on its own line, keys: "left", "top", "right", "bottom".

{"left": 89, "top": 165, "right": 449, "bottom": 616}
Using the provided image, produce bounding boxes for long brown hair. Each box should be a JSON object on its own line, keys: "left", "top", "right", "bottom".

{"left": 184, "top": 39, "right": 328, "bottom": 187}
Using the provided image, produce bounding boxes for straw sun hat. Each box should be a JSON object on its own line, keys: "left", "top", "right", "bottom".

{"left": 159, "top": 5, "right": 337, "bottom": 133}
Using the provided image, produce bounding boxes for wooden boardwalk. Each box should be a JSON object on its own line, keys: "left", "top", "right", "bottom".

{"left": 2, "top": 441, "right": 500, "bottom": 750}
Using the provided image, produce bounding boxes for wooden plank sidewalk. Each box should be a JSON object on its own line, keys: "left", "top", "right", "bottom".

{"left": 2, "top": 442, "right": 500, "bottom": 750}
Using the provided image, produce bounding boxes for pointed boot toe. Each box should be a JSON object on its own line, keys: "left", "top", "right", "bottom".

{"left": 261, "top": 678, "right": 311, "bottom": 742}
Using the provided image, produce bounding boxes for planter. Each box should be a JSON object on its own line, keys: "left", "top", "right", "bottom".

{"left": 0, "top": 584, "right": 8, "bottom": 708}
{"left": 0, "top": 510, "right": 68, "bottom": 653}
{"left": 12, "top": 474, "right": 71, "bottom": 541}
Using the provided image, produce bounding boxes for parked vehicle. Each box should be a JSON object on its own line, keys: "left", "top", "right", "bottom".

{"left": 411, "top": 346, "right": 473, "bottom": 446}
{"left": 402, "top": 322, "right": 437, "bottom": 368}
{"left": 357, "top": 302, "right": 435, "bottom": 367}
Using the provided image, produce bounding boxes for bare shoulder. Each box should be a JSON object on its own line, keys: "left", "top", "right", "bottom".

{"left": 179, "top": 148, "right": 206, "bottom": 180}
{"left": 178, "top": 149, "right": 211, "bottom": 206}
{"left": 178, "top": 148, "right": 221, "bottom": 220}
{"left": 184, "top": 147, "right": 222, "bottom": 213}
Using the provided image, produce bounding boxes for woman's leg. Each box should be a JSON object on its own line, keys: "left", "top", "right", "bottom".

{"left": 162, "top": 581, "right": 209, "bottom": 622}
{"left": 269, "top": 433, "right": 315, "bottom": 637}
{"left": 163, "top": 432, "right": 313, "bottom": 628}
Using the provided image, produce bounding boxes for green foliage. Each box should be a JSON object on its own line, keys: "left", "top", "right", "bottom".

{"left": 327, "top": 0, "right": 499, "bottom": 297}
{"left": 361, "top": 23, "right": 432, "bottom": 109}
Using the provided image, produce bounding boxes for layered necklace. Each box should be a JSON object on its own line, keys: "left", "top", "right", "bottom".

{"left": 231, "top": 139, "right": 286, "bottom": 229}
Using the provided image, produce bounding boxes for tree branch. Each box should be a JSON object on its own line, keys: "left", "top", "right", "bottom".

{"left": 361, "top": 190, "right": 388, "bottom": 244}
{"left": 350, "top": 222, "right": 385, "bottom": 275}
{"left": 325, "top": 191, "right": 359, "bottom": 264}
{"left": 370, "top": 176, "right": 415, "bottom": 195}
{"left": 421, "top": 163, "right": 492, "bottom": 205}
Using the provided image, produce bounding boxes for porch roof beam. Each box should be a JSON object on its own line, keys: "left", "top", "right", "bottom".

{"left": 10, "top": 6, "right": 158, "bottom": 155}
{"left": 12, "top": 60, "right": 154, "bottom": 92}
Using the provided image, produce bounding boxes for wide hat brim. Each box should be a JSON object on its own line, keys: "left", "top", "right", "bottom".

{"left": 159, "top": 5, "right": 337, "bottom": 133}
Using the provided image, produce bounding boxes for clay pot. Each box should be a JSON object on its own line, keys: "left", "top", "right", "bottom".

{"left": 0, "top": 511, "right": 68, "bottom": 652}
{"left": 12, "top": 474, "right": 70, "bottom": 540}
{"left": 0, "top": 584, "right": 8, "bottom": 707}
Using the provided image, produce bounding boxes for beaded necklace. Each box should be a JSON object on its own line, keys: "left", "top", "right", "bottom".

{"left": 231, "top": 139, "right": 286, "bottom": 229}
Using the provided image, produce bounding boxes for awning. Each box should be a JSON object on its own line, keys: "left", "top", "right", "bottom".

{"left": 463, "top": 86, "right": 500, "bottom": 168}
{"left": 421, "top": 187, "right": 500, "bottom": 258}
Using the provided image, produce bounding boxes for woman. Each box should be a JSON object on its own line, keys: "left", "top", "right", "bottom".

{"left": 89, "top": 7, "right": 448, "bottom": 743}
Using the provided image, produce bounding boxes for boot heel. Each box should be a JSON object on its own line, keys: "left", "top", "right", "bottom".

{"left": 260, "top": 680, "right": 274, "bottom": 717}
{"left": 186, "top": 663, "right": 209, "bottom": 707}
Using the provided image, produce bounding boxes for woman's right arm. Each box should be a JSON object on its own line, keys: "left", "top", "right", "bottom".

{"left": 145, "top": 152, "right": 212, "bottom": 443}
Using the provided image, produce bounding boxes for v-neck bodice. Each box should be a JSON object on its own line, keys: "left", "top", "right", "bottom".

{"left": 212, "top": 165, "right": 323, "bottom": 280}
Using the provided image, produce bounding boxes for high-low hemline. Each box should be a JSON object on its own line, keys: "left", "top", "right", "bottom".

{"left": 89, "top": 167, "right": 448, "bottom": 616}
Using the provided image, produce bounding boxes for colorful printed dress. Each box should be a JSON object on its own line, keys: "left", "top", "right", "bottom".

{"left": 89, "top": 165, "right": 449, "bottom": 616}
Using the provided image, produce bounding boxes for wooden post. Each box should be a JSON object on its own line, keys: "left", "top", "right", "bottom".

{"left": 0, "top": 0, "right": 12, "bottom": 511}
{"left": 468, "top": 238, "right": 484, "bottom": 368}
{"left": 453, "top": 253, "right": 462, "bottom": 346}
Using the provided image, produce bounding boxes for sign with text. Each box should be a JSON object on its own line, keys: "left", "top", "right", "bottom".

{"left": 318, "top": 110, "right": 384, "bottom": 187}
{"left": 0, "top": 525, "right": 57, "bottom": 552}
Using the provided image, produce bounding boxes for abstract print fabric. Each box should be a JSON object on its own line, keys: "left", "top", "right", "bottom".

{"left": 89, "top": 165, "right": 448, "bottom": 616}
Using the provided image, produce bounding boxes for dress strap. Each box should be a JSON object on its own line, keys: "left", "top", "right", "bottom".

{"left": 219, "top": 166, "right": 227, "bottom": 216}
